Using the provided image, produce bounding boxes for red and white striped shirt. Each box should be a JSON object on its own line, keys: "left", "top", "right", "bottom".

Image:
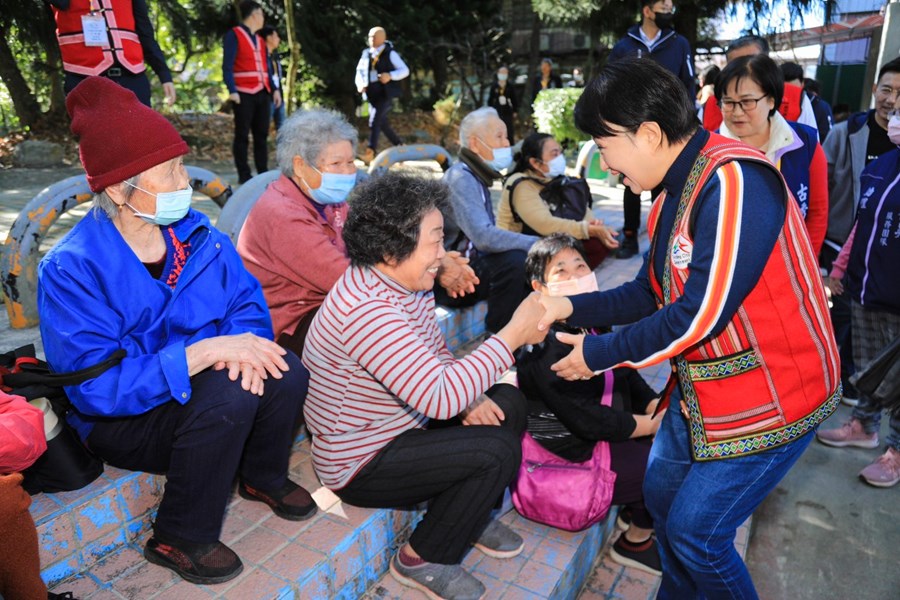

{"left": 302, "top": 266, "right": 514, "bottom": 489}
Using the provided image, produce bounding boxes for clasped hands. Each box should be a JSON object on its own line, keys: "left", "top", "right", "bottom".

{"left": 536, "top": 294, "right": 595, "bottom": 382}
{"left": 186, "top": 332, "right": 290, "bottom": 396}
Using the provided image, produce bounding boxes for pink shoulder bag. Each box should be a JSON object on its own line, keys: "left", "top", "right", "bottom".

{"left": 511, "top": 370, "right": 617, "bottom": 531}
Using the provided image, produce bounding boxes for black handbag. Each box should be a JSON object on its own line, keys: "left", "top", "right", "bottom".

{"left": 850, "top": 336, "right": 900, "bottom": 411}
{"left": 1, "top": 344, "right": 125, "bottom": 494}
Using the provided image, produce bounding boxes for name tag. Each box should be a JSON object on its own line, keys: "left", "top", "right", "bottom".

{"left": 81, "top": 14, "right": 109, "bottom": 47}
{"left": 272, "top": 74, "right": 280, "bottom": 89}
{"left": 498, "top": 96, "right": 507, "bottom": 106}
{"left": 369, "top": 71, "right": 378, "bottom": 83}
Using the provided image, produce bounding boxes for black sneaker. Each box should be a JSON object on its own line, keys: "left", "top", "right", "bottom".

{"left": 144, "top": 535, "right": 243, "bottom": 585}
{"left": 239, "top": 479, "right": 318, "bottom": 521}
{"left": 609, "top": 533, "right": 662, "bottom": 576}
{"left": 615, "top": 235, "right": 639, "bottom": 259}
{"left": 615, "top": 507, "right": 632, "bottom": 531}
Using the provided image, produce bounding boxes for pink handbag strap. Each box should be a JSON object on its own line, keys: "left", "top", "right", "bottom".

{"left": 600, "top": 370, "right": 614, "bottom": 408}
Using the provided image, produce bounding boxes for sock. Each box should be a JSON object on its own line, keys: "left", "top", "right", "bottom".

{"left": 398, "top": 548, "right": 426, "bottom": 568}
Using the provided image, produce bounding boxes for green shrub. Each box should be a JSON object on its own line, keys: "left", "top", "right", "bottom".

{"left": 531, "top": 88, "right": 585, "bottom": 149}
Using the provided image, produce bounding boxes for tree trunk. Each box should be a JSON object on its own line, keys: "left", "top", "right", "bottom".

{"left": 0, "top": 33, "right": 42, "bottom": 129}
{"left": 283, "top": 0, "right": 300, "bottom": 112}
{"left": 42, "top": 3, "right": 67, "bottom": 120}
{"left": 520, "top": 11, "right": 541, "bottom": 119}
{"left": 430, "top": 45, "right": 448, "bottom": 105}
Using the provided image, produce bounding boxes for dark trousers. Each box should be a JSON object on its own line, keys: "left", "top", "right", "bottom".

{"left": 86, "top": 351, "right": 308, "bottom": 543}
{"left": 609, "top": 438, "right": 654, "bottom": 530}
{"left": 820, "top": 244, "right": 855, "bottom": 386}
{"left": 65, "top": 70, "right": 152, "bottom": 107}
{"left": 622, "top": 184, "right": 664, "bottom": 236}
{"left": 335, "top": 384, "right": 526, "bottom": 564}
{"left": 276, "top": 308, "right": 319, "bottom": 360}
{"left": 434, "top": 249, "right": 530, "bottom": 334}
{"left": 497, "top": 109, "right": 515, "bottom": 144}
{"left": 233, "top": 90, "right": 272, "bottom": 183}
{"left": 367, "top": 96, "right": 402, "bottom": 151}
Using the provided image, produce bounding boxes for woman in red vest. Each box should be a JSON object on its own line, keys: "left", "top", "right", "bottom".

{"left": 538, "top": 58, "right": 840, "bottom": 599}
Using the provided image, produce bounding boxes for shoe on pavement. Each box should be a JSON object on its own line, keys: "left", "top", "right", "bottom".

{"left": 609, "top": 533, "right": 662, "bottom": 576}
{"left": 144, "top": 535, "right": 243, "bottom": 585}
{"left": 389, "top": 554, "right": 485, "bottom": 600}
{"left": 615, "top": 235, "right": 639, "bottom": 259}
{"left": 816, "top": 419, "right": 879, "bottom": 449}
{"left": 472, "top": 519, "right": 524, "bottom": 559}
{"left": 239, "top": 479, "right": 317, "bottom": 521}
{"left": 859, "top": 447, "right": 900, "bottom": 488}
{"left": 615, "top": 507, "right": 632, "bottom": 531}
{"left": 841, "top": 379, "right": 861, "bottom": 406}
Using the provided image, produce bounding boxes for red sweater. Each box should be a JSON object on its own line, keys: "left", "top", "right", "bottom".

{"left": 237, "top": 174, "right": 350, "bottom": 338}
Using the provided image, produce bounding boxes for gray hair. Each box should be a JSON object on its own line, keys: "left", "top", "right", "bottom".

{"left": 93, "top": 174, "right": 139, "bottom": 219}
{"left": 459, "top": 107, "right": 500, "bottom": 149}
{"left": 276, "top": 109, "right": 358, "bottom": 176}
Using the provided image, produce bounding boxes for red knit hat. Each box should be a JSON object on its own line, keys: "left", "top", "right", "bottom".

{"left": 66, "top": 77, "right": 189, "bottom": 192}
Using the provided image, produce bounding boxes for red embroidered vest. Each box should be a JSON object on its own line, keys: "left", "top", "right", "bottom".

{"left": 779, "top": 84, "right": 803, "bottom": 122}
{"left": 232, "top": 27, "right": 270, "bottom": 94}
{"left": 645, "top": 133, "right": 840, "bottom": 460}
{"left": 54, "top": 0, "right": 145, "bottom": 76}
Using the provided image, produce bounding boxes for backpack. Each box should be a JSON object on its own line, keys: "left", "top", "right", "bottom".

{"left": 507, "top": 175, "right": 593, "bottom": 236}
{"left": 1, "top": 344, "right": 124, "bottom": 494}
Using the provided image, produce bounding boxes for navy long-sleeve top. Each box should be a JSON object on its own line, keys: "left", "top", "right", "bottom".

{"left": 568, "top": 129, "right": 787, "bottom": 377}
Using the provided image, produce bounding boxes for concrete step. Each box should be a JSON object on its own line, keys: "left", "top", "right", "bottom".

{"left": 362, "top": 510, "right": 619, "bottom": 600}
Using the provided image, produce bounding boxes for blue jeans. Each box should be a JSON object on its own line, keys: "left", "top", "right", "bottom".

{"left": 644, "top": 405, "right": 814, "bottom": 599}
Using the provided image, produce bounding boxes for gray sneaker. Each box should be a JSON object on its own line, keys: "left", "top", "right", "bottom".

{"left": 389, "top": 554, "right": 485, "bottom": 600}
{"left": 472, "top": 519, "right": 524, "bottom": 559}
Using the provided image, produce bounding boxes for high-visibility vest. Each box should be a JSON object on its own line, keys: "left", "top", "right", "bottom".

{"left": 53, "top": 0, "right": 145, "bottom": 76}
{"left": 232, "top": 26, "right": 270, "bottom": 94}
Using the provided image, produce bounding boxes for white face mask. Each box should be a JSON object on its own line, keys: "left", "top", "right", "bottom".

{"left": 888, "top": 113, "right": 900, "bottom": 146}
{"left": 545, "top": 154, "right": 567, "bottom": 177}
{"left": 546, "top": 271, "right": 599, "bottom": 297}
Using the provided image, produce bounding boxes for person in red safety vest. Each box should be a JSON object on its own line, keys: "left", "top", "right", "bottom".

{"left": 50, "top": 0, "right": 176, "bottom": 107}
{"left": 222, "top": 1, "right": 281, "bottom": 184}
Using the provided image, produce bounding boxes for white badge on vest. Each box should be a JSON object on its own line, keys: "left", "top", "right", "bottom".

{"left": 498, "top": 95, "right": 507, "bottom": 106}
{"left": 671, "top": 233, "right": 693, "bottom": 270}
{"left": 272, "top": 74, "right": 280, "bottom": 89}
{"left": 81, "top": 14, "right": 109, "bottom": 47}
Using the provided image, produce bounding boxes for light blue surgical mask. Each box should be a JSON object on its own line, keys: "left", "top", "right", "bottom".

{"left": 308, "top": 167, "right": 356, "bottom": 205}
{"left": 123, "top": 181, "right": 193, "bottom": 226}
{"left": 497, "top": 73, "right": 508, "bottom": 82}
{"left": 477, "top": 137, "right": 512, "bottom": 172}
{"left": 546, "top": 154, "right": 567, "bottom": 177}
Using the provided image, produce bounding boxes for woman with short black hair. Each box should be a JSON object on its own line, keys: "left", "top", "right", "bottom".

{"left": 540, "top": 57, "right": 840, "bottom": 598}
{"left": 715, "top": 54, "right": 828, "bottom": 255}
{"left": 303, "top": 172, "right": 548, "bottom": 600}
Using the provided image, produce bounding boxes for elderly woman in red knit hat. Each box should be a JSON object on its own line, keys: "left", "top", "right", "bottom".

{"left": 36, "top": 77, "right": 315, "bottom": 585}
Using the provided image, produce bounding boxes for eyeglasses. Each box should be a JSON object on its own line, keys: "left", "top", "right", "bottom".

{"left": 719, "top": 95, "right": 768, "bottom": 113}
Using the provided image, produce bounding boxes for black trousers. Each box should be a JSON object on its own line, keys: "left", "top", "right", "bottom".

{"left": 367, "top": 96, "right": 402, "bottom": 151}
{"left": 233, "top": 90, "right": 272, "bottom": 183}
{"left": 622, "top": 184, "right": 664, "bottom": 235}
{"left": 434, "top": 249, "right": 530, "bottom": 334}
{"left": 609, "top": 438, "right": 654, "bottom": 530}
{"left": 335, "top": 384, "right": 526, "bottom": 564}
{"left": 820, "top": 244, "right": 855, "bottom": 385}
{"left": 65, "top": 71, "right": 152, "bottom": 107}
{"left": 86, "top": 351, "right": 308, "bottom": 543}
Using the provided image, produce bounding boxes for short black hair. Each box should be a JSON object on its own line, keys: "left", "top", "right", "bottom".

{"left": 574, "top": 57, "right": 697, "bottom": 143}
{"left": 715, "top": 54, "right": 783, "bottom": 118}
{"left": 803, "top": 78, "right": 820, "bottom": 95}
{"left": 343, "top": 172, "right": 449, "bottom": 268}
{"left": 525, "top": 233, "right": 588, "bottom": 284}
{"left": 877, "top": 57, "right": 900, "bottom": 84}
{"left": 726, "top": 35, "right": 769, "bottom": 58}
{"left": 239, "top": 1, "right": 261, "bottom": 20}
{"left": 259, "top": 26, "right": 279, "bottom": 40}
{"left": 701, "top": 65, "right": 720, "bottom": 88}
{"left": 780, "top": 61, "right": 804, "bottom": 83}
{"left": 512, "top": 132, "right": 553, "bottom": 174}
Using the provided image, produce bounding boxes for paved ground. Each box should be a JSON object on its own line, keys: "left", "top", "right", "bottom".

{"left": 3, "top": 160, "right": 897, "bottom": 599}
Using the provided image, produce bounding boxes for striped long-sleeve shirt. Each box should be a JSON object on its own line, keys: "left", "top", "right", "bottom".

{"left": 301, "top": 265, "right": 514, "bottom": 489}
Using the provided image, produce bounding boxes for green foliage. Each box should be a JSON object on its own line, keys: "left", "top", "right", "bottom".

{"left": 532, "top": 0, "right": 604, "bottom": 25}
{"left": 531, "top": 88, "right": 584, "bottom": 149}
